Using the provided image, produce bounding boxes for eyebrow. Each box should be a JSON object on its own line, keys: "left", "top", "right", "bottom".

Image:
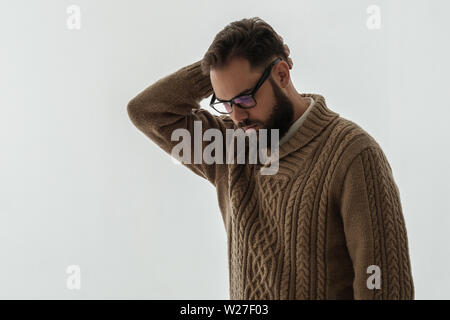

{"left": 216, "top": 88, "right": 252, "bottom": 101}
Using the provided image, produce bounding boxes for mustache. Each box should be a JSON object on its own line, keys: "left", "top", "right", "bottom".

{"left": 238, "top": 121, "right": 259, "bottom": 128}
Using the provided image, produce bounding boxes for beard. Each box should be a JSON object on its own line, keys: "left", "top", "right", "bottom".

{"left": 238, "top": 78, "right": 295, "bottom": 161}
{"left": 249, "top": 78, "right": 294, "bottom": 151}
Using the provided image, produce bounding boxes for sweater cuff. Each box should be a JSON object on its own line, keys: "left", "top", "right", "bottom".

{"left": 181, "top": 59, "right": 214, "bottom": 101}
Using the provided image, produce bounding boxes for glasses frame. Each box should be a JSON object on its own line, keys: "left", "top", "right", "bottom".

{"left": 209, "top": 57, "right": 283, "bottom": 114}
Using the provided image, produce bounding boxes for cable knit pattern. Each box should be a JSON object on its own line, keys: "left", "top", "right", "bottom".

{"left": 127, "top": 59, "right": 414, "bottom": 300}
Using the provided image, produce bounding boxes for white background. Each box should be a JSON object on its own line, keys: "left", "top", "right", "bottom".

{"left": 1, "top": 0, "right": 449, "bottom": 299}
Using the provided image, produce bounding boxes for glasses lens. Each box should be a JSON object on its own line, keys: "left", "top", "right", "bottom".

{"left": 211, "top": 95, "right": 255, "bottom": 114}
{"left": 212, "top": 101, "right": 232, "bottom": 114}
{"left": 234, "top": 95, "right": 255, "bottom": 107}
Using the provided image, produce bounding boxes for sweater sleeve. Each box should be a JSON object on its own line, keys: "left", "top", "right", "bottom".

{"left": 339, "top": 146, "right": 414, "bottom": 299}
{"left": 127, "top": 60, "right": 234, "bottom": 186}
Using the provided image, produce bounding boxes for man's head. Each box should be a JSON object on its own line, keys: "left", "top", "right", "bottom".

{"left": 201, "top": 17, "right": 297, "bottom": 142}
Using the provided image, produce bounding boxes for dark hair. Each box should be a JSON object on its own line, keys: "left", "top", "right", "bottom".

{"left": 200, "top": 17, "right": 287, "bottom": 76}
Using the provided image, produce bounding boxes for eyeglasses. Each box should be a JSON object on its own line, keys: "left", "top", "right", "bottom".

{"left": 209, "top": 57, "right": 282, "bottom": 114}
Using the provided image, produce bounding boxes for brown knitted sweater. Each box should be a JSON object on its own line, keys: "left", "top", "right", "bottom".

{"left": 127, "top": 59, "right": 414, "bottom": 300}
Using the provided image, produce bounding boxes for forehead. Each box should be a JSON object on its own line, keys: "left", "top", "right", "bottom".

{"left": 210, "top": 57, "right": 260, "bottom": 101}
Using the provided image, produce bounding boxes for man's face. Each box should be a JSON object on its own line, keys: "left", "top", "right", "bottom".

{"left": 210, "top": 57, "right": 294, "bottom": 142}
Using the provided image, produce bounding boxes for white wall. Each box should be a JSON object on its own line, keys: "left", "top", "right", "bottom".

{"left": 1, "top": 0, "right": 448, "bottom": 299}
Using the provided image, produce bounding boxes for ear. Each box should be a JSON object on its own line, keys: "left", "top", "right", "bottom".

{"left": 273, "top": 60, "right": 291, "bottom": 89}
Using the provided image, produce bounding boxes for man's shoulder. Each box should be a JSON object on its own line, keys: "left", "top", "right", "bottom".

{"left": 327, "top": 115, "right": 393, "bottom": 200}
{"left": 330, "top": 115, "right": 384, "bottom": 159}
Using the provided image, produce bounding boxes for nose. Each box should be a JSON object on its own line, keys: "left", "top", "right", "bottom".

{"left": 231, "top": 104, "right": 249, "bottom": 124}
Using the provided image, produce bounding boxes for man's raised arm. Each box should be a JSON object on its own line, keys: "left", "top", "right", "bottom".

{"left": 127, "top": 59, "right": 234, "bottom": 186}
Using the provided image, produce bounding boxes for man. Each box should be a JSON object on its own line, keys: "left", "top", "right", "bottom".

{"left": 127, "top": 17, "right": 414, "bottom": 299}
